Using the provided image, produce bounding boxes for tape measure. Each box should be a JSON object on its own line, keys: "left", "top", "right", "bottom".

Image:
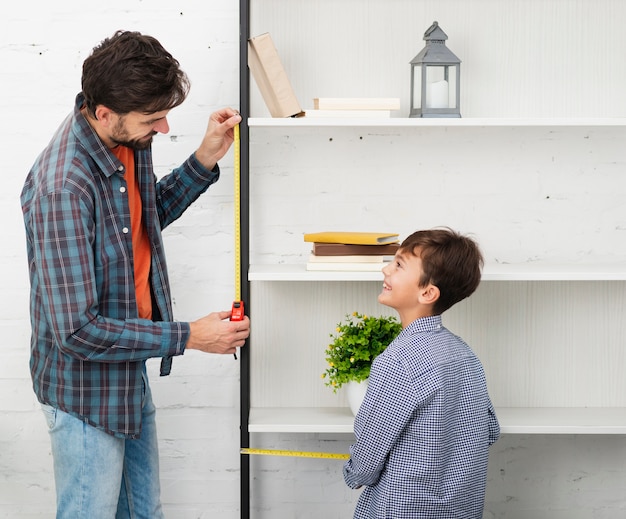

{"left": 232, "top": 123, "right": 243, "bottom": 308}
{"left": 241, "top": 448, "right": 350, "bottom": 460}
{"left": 230, "top": 123, "right": 244, "bottom": 359}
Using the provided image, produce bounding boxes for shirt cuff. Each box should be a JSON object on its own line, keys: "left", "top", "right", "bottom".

{"left": 188, "top": 153, "right": 221, "bottom": 184}
{"left": 161, "top": 320, "right": 191, "bottom": 357}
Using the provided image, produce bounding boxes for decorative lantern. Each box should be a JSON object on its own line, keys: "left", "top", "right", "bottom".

{"left": 409, "top": 21, "right": 461, "bottom": 118}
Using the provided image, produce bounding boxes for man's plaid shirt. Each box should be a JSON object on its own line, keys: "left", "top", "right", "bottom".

{"left": 21, "top": 94, "right": 220, "bottom": 438}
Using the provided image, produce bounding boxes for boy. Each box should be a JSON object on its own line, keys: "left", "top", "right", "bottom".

{"left": 343, "top": 228, "right": 499, "bottom": 518}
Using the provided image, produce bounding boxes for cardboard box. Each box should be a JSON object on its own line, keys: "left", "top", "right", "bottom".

{"left": 248, "top": 33, "right": 304, "bottom": 118}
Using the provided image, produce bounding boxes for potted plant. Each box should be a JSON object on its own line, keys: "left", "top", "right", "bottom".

{"left": 322, "top": 312, "right": 402, "bottom": 414}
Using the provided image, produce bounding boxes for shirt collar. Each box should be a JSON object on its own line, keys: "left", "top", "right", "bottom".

{"left": 404, "top": 314, "right": 443, "bottom": 334}
{"left": 72, "top": 93, "right": 125, "bottom": 178}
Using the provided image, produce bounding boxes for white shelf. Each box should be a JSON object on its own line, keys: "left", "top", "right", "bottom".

{"left": 248, "top": 263, "right": 626, "bottom": 282}
{"left": 249, "top": 407, "right": 626, "bottom": 435}
{"left": 249, "top": 264, "right": 383, "bottom": 281}
{"left": 248, "top": 117, "right": 626, "bottom": 128}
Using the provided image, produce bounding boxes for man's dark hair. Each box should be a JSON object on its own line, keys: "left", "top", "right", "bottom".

{"left": 81, "top": 30, "right": 190, "bottom": 117}
{"left": 400, "top": 227, "right": 483, "bottom": 314}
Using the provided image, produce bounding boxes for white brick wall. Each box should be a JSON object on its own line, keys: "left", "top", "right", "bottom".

{"left": 1, "top": 2, "right": 244, "bottom": 517}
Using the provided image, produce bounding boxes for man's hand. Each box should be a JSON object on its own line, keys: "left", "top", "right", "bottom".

{"left": 186, "top": 311, "right": 250, "bottom": 355}
{"left": 194, "top": 108, "right": 241, "bottom": 170}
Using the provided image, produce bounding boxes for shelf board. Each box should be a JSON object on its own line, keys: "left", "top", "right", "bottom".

{"left": 248, "top": 117, "right": 626, "bottom": 128}
{"left": 249, "top": 264, "right": 383, "bottom": 281}
{"left": 481, "top": 262, "right": 626, "bottom": 281}
{"left": 248, "top": 407, "right": 626, "bottom": 435}
{"left": 248, "top": 263, "right": 626, "bottom": 282}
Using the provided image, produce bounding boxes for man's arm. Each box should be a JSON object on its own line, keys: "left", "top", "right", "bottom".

{"left": 343, "top": 354, "right": 418, "bottom": 489}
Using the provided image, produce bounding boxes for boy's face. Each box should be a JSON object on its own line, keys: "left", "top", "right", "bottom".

{"left": 379, "top": 249, "right": 439, "bottom": 326}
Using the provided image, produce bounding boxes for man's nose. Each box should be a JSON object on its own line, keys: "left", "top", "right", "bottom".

{"left": 153, "top": 118, "right": 170, "bottom": 134}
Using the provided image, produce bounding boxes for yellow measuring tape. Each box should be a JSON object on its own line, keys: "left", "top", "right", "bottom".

{"left": 230, "top": 124, "right": 244, "bottom": 360}
{"left": 241, "top": 448, "right": 349, "bottom": 460}
{"left": 232, "top": 124, "right": 242, "bottom": 305}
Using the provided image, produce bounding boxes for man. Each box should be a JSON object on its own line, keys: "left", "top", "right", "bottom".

{"left": 20, "top": 30, "right": 250, "bottom": 518}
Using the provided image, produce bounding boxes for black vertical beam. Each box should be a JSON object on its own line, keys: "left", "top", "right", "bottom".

{"left": 239, "top": 0, "right": 251, "bottom": 517}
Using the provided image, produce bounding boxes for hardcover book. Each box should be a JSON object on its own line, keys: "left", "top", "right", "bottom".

{"left": 312, "top": 97, "right": 401, "bottom": 111}
{"left": 304, "top": 109, "right": 391, "bottom": 118}
{"left": 248, "top": 33, "right": 304, "bottom": 118}
{"left": 303, "top": 231, "right": 399, "bottom": 246}
{"left": 307, "top": 254, "right": 389, "bottom": 263}
{"left": 311, "top": 242, "right": 400, "bottom": 256}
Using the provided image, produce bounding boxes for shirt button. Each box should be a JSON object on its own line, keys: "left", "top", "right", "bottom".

{"left": 122, "top": 227, "right": 129, "bottom": 234}
{"left": 120, "top": 186, "right": 126, "bottom": 193}
{"left": 118, "top": 165, "right": 124, "bottom": 172}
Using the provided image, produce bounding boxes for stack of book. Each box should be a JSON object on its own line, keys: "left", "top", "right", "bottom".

{"left": 304, "top": 97, "right": 400, "bottom": 119}
{"left": 303, "top": 231, "right": 400, "bottom": 271}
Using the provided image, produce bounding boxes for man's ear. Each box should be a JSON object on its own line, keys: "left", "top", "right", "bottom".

{"left": 93, "top": 105, "right": 115, "bottom": 127}
{"left": 419, "top": 284, "right": 440, "bottom": 305}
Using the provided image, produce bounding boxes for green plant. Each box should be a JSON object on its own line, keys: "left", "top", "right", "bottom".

{"left": 322, "top": 312, "right": 402, "bottom": 392}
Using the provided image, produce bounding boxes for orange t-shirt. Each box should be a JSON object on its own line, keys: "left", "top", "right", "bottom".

{"left": 112, "top": 146, "right": 153, "bottom": 320}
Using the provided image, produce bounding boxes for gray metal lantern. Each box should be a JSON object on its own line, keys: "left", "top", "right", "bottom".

{"left": 410, "top": 21, "right": 461, "bottom": 118}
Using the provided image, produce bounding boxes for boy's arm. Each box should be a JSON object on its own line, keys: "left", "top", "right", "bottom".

{"left": 488, "top": 401, "right": 500, "bottom": 445}
{"left": 343, "top": 354, "right": 420, "bottom": 489}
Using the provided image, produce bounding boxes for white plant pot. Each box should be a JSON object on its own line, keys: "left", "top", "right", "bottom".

{"left": 346, "top": 379, "right": 369, "bottom": 416}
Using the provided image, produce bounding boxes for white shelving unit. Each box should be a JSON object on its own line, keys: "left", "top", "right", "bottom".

{"left": 242, "top": 0, "right": 626, "bottom": 515}
{"left": 246, "top": 118, "right": 626, "bottom": 438}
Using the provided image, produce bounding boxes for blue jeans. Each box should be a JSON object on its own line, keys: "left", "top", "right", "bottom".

{"left": 41, "top": 375, "right": 164, "bottom": 519}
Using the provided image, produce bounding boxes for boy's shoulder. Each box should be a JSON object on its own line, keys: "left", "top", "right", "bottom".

{"left": 384, "top": 317, "right": 476, "bottom": 372}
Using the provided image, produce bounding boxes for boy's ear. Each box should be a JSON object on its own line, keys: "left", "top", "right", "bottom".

{"left": 419, "top": 284, "right": 440, "bottom": 305}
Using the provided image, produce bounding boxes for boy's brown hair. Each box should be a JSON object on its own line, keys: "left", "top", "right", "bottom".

{"left": 399, "top": 228, "right": 483, "bottom": 314}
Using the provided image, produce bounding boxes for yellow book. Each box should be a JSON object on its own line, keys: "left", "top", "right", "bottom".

{"left": 303, "top": 231, "right": 399, "bottom": 246}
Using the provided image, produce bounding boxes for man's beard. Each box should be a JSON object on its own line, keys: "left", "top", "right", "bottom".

{"left": 112, "top": 135, "right": 154, "bottom": 150}
{"left": 111, "top": 119, "right": 155, "bottom": 150}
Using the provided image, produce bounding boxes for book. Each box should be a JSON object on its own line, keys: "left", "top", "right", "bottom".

{"left": 248, "top": 33, "right": 304, "bottom": 118}
{"left": 306, "top": 261, "right": 388, "bottom": 272}
{"left": 304, "top": 109, "right": 391, "bottom": 118}
{"left": 311, "top": 242, "right": 400, "bottom": 256}
{"left": 313, "top": 97, "right": 401, "bottom": 111}
{"left": 304, "top": 231, "right": 399, "bottom": 246}
{"left": 307, "top": 254, "right": 389, "bottom": 264}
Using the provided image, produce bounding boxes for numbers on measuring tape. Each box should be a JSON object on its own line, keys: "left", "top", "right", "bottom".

{"left": 233, "top": 124, "right": 242, "bottom": 303}
{"left": 240, "top": 448, "right": 350, "bottom": 460}
{"left": 231, "top": 123, "right": 243, "bottom": 360}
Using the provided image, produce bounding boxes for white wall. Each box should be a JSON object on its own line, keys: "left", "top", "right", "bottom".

{"left": 1, "top": 2, "right": 242, "bottom": 518}
{"left": 2, "top": 2, "right": 626, "bottom": 519}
